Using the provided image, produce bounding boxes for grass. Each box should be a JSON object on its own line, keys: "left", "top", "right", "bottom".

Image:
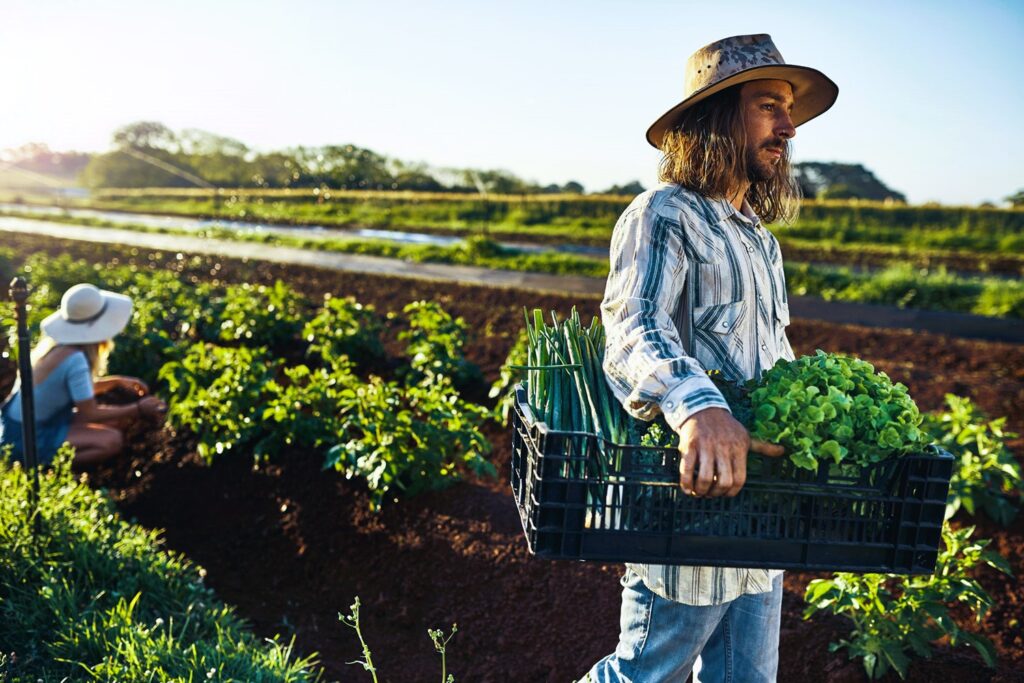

{"left": 0, "top": 446, "right": 322, "bottom": 682}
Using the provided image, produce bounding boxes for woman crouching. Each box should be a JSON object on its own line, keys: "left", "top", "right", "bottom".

{"left": 0, "top": 283, "right": 167, "bottom": 466}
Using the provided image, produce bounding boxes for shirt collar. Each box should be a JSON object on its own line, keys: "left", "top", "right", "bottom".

{"left": 708, "top": 196, "right": 762, "bottom": 230}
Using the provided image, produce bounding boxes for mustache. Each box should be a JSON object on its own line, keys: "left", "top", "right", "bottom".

{"left": 762, "top": 139, "right": 787, "bottom": 151}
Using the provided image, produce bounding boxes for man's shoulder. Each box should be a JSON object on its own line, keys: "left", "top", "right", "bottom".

{"left": 627, "top": 183, "right": 723, "bottom": 226}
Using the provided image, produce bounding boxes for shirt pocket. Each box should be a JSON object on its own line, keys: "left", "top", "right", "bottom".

{"left": 691, "top": 299, "right": 749, "bottom": 379}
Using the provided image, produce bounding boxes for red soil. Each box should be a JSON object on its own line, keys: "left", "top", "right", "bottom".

{"left": 2, "top": 232, "right": 1022, "bottom": 682}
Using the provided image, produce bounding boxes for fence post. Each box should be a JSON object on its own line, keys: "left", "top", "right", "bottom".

{"left": 10, "top": 277, "right": 41, "bottom": 537}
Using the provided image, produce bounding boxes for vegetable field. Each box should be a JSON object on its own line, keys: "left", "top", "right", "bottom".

{"left": 1, "top": 230, "right": 1022, "bottom": 682}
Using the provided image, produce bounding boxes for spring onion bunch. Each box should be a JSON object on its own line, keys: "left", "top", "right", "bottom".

{"left": 521, "top": 308, "right": 632, "bottom": 443}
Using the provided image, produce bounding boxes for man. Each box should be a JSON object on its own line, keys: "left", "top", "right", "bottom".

{"left": 584, "top": 34, "right": 838, "bottom": 682}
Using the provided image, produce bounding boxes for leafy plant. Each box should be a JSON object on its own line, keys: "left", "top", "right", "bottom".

{"left": 324, "top": 376, "right": 494, "bottom": 511}
{"left": 158, "top": 343, "right": 277, "bottom": 463}
{"left": 803, "top": 523, "right": 1012, "bottom": 680}
{"left": 748, "top": 350, "right": 927, "bottom": 470}
{"left": 107, "top": 270, "right": 219, "bottom": 386}
{"left": 303, "top": 295, "right": 385, "bottom": 368}
{"left": 924, "top": 394, "right": 1022, "bottom": 525}
{"left": 399, "top": 300, "right": 482, "bottom": 390}
{"left": 217, "top": 280, "right": 308, "bottom": 348}
{"left": 256, "top": 361, "right": 355, "bottom": 460}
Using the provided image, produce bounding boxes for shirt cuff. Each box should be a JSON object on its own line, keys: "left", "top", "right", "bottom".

{"left": 660, "top": 374, "right": 731, "bottom": 432}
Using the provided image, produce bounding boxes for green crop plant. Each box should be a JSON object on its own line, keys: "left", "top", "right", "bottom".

{"left": 159, "top": 343, "right": 278, "bottom": 463}
{"left": 217, "top": 280, "right": 309, "bottom": 348}
{"left": 399, "top": 300, "right": 483, "bottom": 391}
{"left": 324, "top": 375, "right": 494, "bottom": 511}
{"left": 803, "top": 523, "right": 1012, "bottom": 680}
{"left": 924, "top": 394, "right": 1023, "bottom": 525}
{"left": 303, "top": 295, "right": 385, "bottom": 369}
{"left": 489, "top": 327, "right": 529, "bottom": 423}
{"left": 256, "top": 361, "right": 355, "bottom": 460}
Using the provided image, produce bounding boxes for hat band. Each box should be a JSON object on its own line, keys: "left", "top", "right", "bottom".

{"left": 66, "top": 300, "right": 108, "bottom": 326}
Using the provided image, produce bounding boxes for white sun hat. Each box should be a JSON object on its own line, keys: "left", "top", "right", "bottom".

{"left": 40, "top": 283, "right": 133, "bottom": 345}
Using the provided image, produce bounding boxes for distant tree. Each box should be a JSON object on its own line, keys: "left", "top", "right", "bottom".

{"left": 561, "top": 180, "right": 585, "bottom": 194}
{"left": 794, "top": 162, "right": 905, "bottom": 202}
{"left": 459, "top": 169, "right": 531, "bottom": 194}
{"left": 291, "top": 145, "right": 393, "bottom": 189}
{"left": 112, "top": 121, "right": 179, "bottom": 152}
{"left": 1005, "top": 189, "right": 1024, "bottom": 207}
{"left": 248, "top": 152, "right": 305, "bottom": 188}
{"left": 178, "top": 129, "right": 251, "bottom": 186}
{"left": 538, "top": 183, "right": 562, "bottom": 194}
{"left": 978, "top": 201, "right": 997, "bottom": 209}
{"left": 387, "top": 160, "right": 445, "bottom": 191}
{"left": 600, "top": 181, "right": 645, "bottom": 196}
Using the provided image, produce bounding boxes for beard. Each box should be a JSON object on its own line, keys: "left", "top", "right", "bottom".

{"left": 746, "top": 139, "right": 785, "bottom": 182}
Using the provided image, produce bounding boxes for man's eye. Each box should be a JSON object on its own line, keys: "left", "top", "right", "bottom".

{"left": 762, "top": 103, "right": 775, "bottom": 111}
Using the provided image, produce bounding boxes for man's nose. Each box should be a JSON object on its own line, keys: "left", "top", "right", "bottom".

{"left": 776, "top": 112, "right": 796, "bottom": 139}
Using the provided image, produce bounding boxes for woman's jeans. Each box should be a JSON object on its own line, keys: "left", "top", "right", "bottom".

{"left": 583, "top": 567, "right": 783, "bottom": 683}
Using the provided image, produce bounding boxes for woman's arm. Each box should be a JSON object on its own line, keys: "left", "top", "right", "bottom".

{"left": 74, "top": 396, "right": 165, "bottom": 423}
{"left": 92, "top": 376, "right": 150, "bottom": 396}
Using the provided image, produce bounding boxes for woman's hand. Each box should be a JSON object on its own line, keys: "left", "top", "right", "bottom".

{"left": 119, "top": 376, "right": 150, "bottom": 396}
{"left": 137, "top": 396, "right": 167, "bottom": 419}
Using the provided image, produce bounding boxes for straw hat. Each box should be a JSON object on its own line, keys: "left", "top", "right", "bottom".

{"left": 646, "top": 33, "right": 838, "bottom": 149}
{"left": 40, "top": 283, "right": 133, "bottom": 345}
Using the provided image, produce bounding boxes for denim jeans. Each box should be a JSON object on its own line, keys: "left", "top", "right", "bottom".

{"left": 583, "top": 567, "right": 782, "bottom": 683}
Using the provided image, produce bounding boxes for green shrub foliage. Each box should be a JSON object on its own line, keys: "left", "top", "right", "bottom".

{"left": 924, "top": 394, "right": 1023, "bottom": 525}
{"left": 0, "top": 448, "right": 321, "bottom": 681}
{"left": 803, "top": 524, "right": 1011, "bottom": 680}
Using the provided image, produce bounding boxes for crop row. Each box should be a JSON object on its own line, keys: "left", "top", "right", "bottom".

{"left": 2, "top": 212, "right": 1021, "bottom": 319}
{"left": 7, "top": 189, "right": 1024, "bottom": 256}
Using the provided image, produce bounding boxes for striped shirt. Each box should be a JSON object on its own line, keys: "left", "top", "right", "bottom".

{"left": 600, "top": 181, "right": 795, "bottom": 606}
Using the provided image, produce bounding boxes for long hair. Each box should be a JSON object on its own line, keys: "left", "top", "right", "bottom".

{"left": 30, "top": 334, "right": 113, "bottom": 380}
{"left": 656, "top": 86, "right": 801, "bottom": 224}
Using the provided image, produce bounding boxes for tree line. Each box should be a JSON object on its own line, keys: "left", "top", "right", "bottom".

{"left": 0, "top": 120, "right": 960, "bottom": 203}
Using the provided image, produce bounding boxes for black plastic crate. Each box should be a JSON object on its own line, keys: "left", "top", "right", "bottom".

{"left": 510, "top": 385, "right": 953, "bottom": 573}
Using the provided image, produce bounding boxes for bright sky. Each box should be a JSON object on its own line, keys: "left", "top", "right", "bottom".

{"left": 2, "top": 0, "right": 1021, "bottom": 205}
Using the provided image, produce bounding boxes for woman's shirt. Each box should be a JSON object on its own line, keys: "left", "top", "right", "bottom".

{"left": 2, "top": 350, "right": 94, "bottom": 424}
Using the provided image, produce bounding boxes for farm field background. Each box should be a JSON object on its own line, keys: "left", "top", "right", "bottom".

{"left": 1, "top": 229, "right": 1022, "bottom": 682}
{"left": 2, "top": 191, "right": 1023, "bottom": 321}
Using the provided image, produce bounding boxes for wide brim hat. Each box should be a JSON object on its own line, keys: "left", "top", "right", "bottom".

{"left": 40, "top": 283, "right": 133, "bottom": 345}
{"left": 646, "top": 33, "right": 838, "bottom": 149}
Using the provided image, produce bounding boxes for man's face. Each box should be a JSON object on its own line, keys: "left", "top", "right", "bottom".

{"left": 739, "top": 79, "right": 797, "bottom": 182}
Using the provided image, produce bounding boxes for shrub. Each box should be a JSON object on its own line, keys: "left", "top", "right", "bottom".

{"left": 159, "top": 343, "right": 277, "bottom": 463}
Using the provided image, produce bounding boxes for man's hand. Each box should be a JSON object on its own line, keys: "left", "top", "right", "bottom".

{"left": 675, "top": 407, "right": 785, "bottom": 497}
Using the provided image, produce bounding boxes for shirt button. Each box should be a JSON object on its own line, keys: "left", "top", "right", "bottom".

{"left": 665, "top": 401, "right": 675, "bottom": 409}
{"left": 761, "top": 343, "right": 768, "bottom": 351}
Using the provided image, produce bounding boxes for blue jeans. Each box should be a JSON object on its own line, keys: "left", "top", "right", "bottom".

{"left": 583, "top": 567, "right": 782, "bottom": 683}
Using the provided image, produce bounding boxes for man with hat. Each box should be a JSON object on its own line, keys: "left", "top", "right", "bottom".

{"left": 584, "top": 34, "right": 838, "bottom": 682}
